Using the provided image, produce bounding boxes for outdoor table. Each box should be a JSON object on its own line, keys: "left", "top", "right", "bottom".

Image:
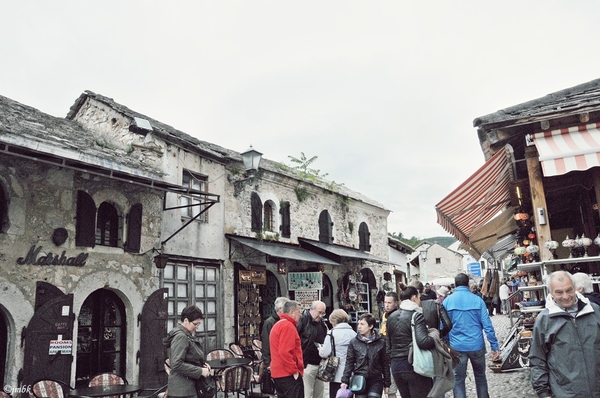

{"left": 69, "top": 384, "right": 142, "bottom": 398}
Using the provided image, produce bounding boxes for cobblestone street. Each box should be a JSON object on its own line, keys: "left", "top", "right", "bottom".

{"left": 458, "top": 314, "right": 537, "bottom": 398}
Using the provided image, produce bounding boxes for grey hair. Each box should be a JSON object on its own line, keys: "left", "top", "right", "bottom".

{"left": 546, "top": 270, "right": 575, "bottom": 293}
{"left": 572, "top": 272, "right": 593, "bottom": 293}
{"left": 283, "top": 300, "right": 301, "bottom": 314}
{"left": 274, "top": 296, "right": 290, "bottom": 311}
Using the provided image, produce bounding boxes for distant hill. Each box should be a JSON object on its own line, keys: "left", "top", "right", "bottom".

{"left": 424, "top": 236, "right": 457, "bottom": 248}
{"left": 389, "top": 234, "right": 457, "bottom": 249}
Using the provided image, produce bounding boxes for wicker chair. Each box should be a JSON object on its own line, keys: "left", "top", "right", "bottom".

{"left": 229, "top": 343, "right": 245, "bottom": 358}
{"left": 88, "top": 372, "right": 127, "bottom": 398}
{"left": 30, "top": 379, "right": 72, "bottom": 398}
{"left": 205, "top": 348, "right": 234, "bottom": 361}
{"left": 220, "top": 365, "right": 252, "bottom": 397}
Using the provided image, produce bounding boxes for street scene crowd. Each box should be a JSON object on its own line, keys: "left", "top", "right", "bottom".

{"left": 164, "top": 270, "right": 600, "bottom": 398}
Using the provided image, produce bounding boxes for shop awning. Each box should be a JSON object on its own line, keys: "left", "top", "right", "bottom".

{"left": 298, "top": 238, "right": 394, "bottom": 265}
{"left": 532, "top": 122, "right": 600, "bottom": 177}
{"left": 436, "top": 145, "right": 515, "bottom": 247}
{"left": 227, "top": 235, "right": 339, "bottom": 265}
{"left": 459, "top": 206, "right": 518, "bottom": 258}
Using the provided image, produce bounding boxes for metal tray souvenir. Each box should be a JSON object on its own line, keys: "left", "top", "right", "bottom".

{"left": 249, "top": 290, "right": 258, "bottom": 303}
{"left": 238, "top": 289, "right": 248, "bottom": 303}
{"left": 238, "top": 304, "right": 245, "bottom": 316}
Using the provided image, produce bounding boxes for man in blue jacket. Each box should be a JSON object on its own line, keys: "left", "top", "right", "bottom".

{"left": 443, "top": 273, "right": 499, "bottom": 398}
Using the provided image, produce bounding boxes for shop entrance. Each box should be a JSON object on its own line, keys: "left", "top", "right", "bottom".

{"left": 76, "top": 289, "right": 126, "bottom": 387}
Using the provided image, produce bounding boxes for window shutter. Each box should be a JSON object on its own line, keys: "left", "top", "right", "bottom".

{"left": 76, "top": 190, "right": 96, "bottom": 247}
{"left": 318, "top": 210, "right": 333, "bottom": 244}
{"left": 125, "top": 203, "right": 143, "bottom": 253}
{"left": 359, "top": 222, "right": 371, "bottom": 251}
{"left": 280, "top": 201, "right": 291, "bottom": 238}
{"left": 251, "top": 192, "right": 262, "bottom": 232}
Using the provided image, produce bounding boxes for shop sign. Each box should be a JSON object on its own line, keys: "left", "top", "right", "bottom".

{"left": 17, "top": 245, "right": 89, "bottom": 266}
{"left": 48, "top": 340, "right": 73, "bottom": 355}
{"left": 288, "top": 272, "right": 323, "bottom": 290}
{"left": 294, "top": 290, "right": 320, "bottom": 310}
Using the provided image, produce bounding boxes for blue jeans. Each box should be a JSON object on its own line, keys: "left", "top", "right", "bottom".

{"left": 453, "top": 348, "right": 489, "bottom": 398}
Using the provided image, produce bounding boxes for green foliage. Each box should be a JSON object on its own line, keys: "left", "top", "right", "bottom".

{"left": 339, "top": 195, "right": 351, "bottom": 213}
{"left": 288, "top": 152, "right": 327, "bottom": 182}
{"left": 295, "top": 186, "right": 310, "bottom": 202}
{"left": 388, "top": 232, "right": 457, "bottom": 249}
{"left": 348, "top": 221, "right": 354, "bottom": 234}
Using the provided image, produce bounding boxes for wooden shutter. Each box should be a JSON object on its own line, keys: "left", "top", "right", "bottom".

{"left": 76, "top": 190, "right": 96, "bottom": 247}
{"left": 280, "top": 201, "right": 291, "bottom": 238}
{"left": 138, "top": 288, "right": 169, "bottom": 389}
{"left": 318, "top": 210, "right": 333, "bottom": 244}
{"left": 125, "top": 203, "right": 143, "bottom": 253}
{"left": 22, "top": 285, "right": 74, "bottom": 386}
{"left": 251, "top": 193, "right": 262, "bottom": 232}
{"left": 359, "top": 222, "right": 371, "bottom": 251}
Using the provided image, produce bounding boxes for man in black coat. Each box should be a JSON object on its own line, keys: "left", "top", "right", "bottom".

{"left": 297, "top": 300, "right": 327, "bottom": 398}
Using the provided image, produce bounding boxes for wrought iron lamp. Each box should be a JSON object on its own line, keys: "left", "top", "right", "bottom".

{"left": 229, "top": 145, "right": 263, "bottom": 196}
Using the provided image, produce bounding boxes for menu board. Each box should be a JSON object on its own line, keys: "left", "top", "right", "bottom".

{"left": 294, "top": 290, "right": 320, "bottom": 310}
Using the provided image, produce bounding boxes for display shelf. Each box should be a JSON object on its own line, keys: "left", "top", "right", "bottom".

{"left": 518, "top": 286, "right": 545, "bottom": 291}
{"left": 517, "top": 255, "right": 600, "bottom": 271}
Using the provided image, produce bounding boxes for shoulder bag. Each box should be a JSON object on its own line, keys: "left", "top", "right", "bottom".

{"left": 410, "top": 312, "right": 435, "bottom": 377}
{"left": 187, "top": 336, "right": 217, "bottom": 398}
{"left": 316, "top": 331, "right": 340, "bottom": 382}
{"left": 437, "top": 302, "right": 453, "bottom": 337}
{"left": 349, "top": 374, "right": 366, "bottom": 393}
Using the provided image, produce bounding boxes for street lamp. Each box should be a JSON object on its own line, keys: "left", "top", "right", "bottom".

{"left": 229, "top": 145, "right": 264, "bottom": 196}
{"left": 419, "top": 246, "right": 429, "bottom": 283}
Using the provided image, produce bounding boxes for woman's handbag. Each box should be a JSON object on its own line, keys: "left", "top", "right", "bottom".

{"left": 195, "top": 375, "right": 216, "bottom": 398}
{"left": 410, "top": 312, "right": 435, "bottom": 377}
{"left": 316, "top": 331, "right": 340, "bottom": 382}
{"left": 349, "top": 374, "right": 366, "bottom": 393}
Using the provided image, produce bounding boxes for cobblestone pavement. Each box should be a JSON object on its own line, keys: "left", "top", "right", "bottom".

{"left": 458, "top": 313, "right": 538, "bottom": 398}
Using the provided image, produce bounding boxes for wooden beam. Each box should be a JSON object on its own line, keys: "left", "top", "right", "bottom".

{"left": 525, "top": 146, "right": 552, "bottom": 260}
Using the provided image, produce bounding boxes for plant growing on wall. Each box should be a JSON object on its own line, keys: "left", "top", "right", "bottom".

{"left": 339, "top": 195, "right": 351, "bottom": 213}
{"left": 295, "top": 186, "right": 310, "bottom": 202}
{"left": 348, "top": 221, "right": 354, "bottom": 234}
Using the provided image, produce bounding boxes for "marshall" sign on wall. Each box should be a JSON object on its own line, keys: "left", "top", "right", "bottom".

{"left": 17, "top": 245, "right": 89, "bottom": 266}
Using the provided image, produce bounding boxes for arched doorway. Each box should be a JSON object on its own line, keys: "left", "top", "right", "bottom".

{"left": 76, "top": 289, "right": 126, "bottom": 387}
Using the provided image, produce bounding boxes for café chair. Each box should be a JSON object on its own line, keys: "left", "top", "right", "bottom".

{"left": 220, "top": 365, "right": 252, "bottom": 397}
{"left": 0, "top": 392, "right": 11, "bottom": 398}
{"left": 31, "top": 379, "right": 72, "bottom": 398}
{"left": 88, "top": 373, "right": 128, "bottom": 387}
{"left": 88, "top": 372, "right": 127, "bottom": 398}
{"left": 251, "top": 339, "right": 262, "bottom": 351}
{"left": 206, "top": 348, "right": 234, "bottom": 361}
{"left": 229, "top": 343, "right": 245, "bottom": 359}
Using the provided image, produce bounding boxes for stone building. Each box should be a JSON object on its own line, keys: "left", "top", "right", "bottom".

{"left": 0, "top": 91, "right": 396, "bottom": 389}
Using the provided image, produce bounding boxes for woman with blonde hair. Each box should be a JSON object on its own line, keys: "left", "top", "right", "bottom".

{"left": 319, "top": 309, "right": 356, "bottom": 398}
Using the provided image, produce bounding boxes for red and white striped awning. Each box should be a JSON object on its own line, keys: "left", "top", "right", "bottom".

{"left": 532, "top": 122, "right": 600, "bottom": 177}
{"left": 436, "top": 146, "right": 514, "bottom": 247}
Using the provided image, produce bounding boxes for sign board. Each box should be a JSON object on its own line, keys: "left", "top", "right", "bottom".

{"left": 294, "top": 290, "right": 320, "bottom": 310}
{"left": 48, "top": 340, "right": 73, "bottom": 355}
{"left": 288, "top": 272, "right": 323, "bottom": 290}
{"left": 468, "top": 262, "right": 482, "bottom": 277}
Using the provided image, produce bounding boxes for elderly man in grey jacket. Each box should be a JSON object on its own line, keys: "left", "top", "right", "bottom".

{"left": 529, "top": 270, "right": 600, "bottom": 397}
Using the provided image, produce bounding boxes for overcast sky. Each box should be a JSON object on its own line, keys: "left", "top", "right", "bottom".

{"left": 3, "top": 2, "right": 600, "bottom": 239}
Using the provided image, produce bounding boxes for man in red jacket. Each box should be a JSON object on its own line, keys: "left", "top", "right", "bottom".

{"left": 270, "top": 300, "right": 304, "bottom": 398}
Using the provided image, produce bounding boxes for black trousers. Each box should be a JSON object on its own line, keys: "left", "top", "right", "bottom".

{"left": 273, "top": 375, "right": 304, "bottom": 398}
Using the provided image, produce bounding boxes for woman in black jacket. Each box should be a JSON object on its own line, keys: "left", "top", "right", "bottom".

{"left": 340, "top": 313, "right": 390, "bottom": 398}
{"left": 386, "top": 286, "right": 435, "bottom": 398}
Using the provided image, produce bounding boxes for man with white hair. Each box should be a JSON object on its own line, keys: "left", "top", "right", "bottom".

{"left": 262, "top": 296, "right": 290, "bottom": 368}
{"left": 529, "top": 270, "right": 600, "bottom": 397}
{"left": 572, "top": 272, "right": 600, "bottom": 306}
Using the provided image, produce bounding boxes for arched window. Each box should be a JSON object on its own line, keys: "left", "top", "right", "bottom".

{"left": 359, "top": 222, "right": 371, "bottom": 252}
{"left": 96, "top": 202, "right": 119, "bottom": 247}
{"left": 318, "top": 210, "right": 333, "bottom": 244}
{"left": 251, "top": 192, "right": 262, "bottom": 232}
{"left": 264, "top": 201, "right": 274, "bottom": 232}
{"left": 76, "top": 190, "right": 97, "bottom": 247}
